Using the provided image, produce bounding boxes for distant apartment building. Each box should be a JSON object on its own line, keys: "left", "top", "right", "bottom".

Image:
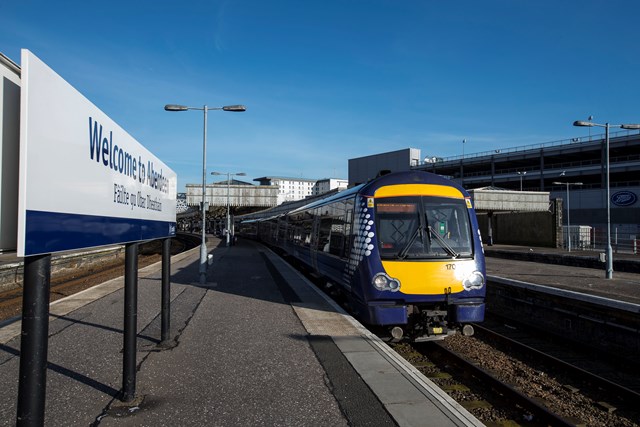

{"left": 254, "top": 176, "right": 347, "bottom": 205}
{"left": 313, "top": 178, "right": 348, "bottom": 196}
{"left": 254, "top": 176, "right": 317, "bottom": 204}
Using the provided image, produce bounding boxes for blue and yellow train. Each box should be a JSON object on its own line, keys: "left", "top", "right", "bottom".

{"left": 237, "top": 171, "right": 486, "bottom": 341}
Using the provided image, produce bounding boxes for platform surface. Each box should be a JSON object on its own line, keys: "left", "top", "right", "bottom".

{"left": 484, "top": 244, "right": 640, "bottom": 305}
{"left": 0, "top": 237, "right": 482, "bottom": 426}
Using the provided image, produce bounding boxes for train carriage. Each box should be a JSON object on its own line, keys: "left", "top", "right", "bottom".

{"left": 238, "top": 171, "right": 485, "bottom": 341}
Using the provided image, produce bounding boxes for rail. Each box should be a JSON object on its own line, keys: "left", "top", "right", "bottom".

{"left": 472, "top": 323, "right": 640, "bottom": 406}
{"left": 431, "top": 341, "right": 577, "bottom": 426}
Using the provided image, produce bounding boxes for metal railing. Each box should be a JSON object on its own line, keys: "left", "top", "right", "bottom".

{"left": 564, "top": 225, "right": 640, "bottom": 255}
{"left": 417, "top": 129, "right": 640, "bottom": 166}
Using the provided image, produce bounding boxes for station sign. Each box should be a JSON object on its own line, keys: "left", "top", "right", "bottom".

{"left": 17, "top": 50, "right": 177, "bottom": 257}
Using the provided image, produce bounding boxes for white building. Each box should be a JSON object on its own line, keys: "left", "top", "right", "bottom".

{"left": 254, "top": 176, "right": 347, "bottom": 205}
{"left": 254, "top": 176, "right": 316, "bottom": 205}
{"left": 313, "top": 178, "right": 348, "bottom": 196}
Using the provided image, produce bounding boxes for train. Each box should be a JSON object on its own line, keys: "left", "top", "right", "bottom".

{"left": 236, "top": 170, "right": 486, "bottom": 341}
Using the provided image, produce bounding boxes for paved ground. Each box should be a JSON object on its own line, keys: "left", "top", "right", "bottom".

{"left": 0, "top": 238, "right": 351, "bottom": 426}
{"left": 0, "top": 237, "right": 482, "bottom": 427}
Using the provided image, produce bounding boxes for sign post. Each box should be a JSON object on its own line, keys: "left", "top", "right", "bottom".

{"left": 122, "top": 243, "right": 139, "bottom": 402}
{"left": 16, "top": 254, "right": 51, "bottom": 427}
{"left": 161, "top": 238, "right": 171, "bottom": 344}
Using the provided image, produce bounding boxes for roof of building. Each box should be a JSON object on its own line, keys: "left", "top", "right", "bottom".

{"left": 254, "top": 176, "right": 319, "bottom": 183}
{"left": 316, "top": 177, "right": 348, "bottom": 182}
{"left": 210, "top": 179, "right": 254, "bottom": 186}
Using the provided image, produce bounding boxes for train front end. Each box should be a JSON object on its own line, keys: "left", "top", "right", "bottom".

{"left": 346, "top": 172, "right": 486, "bottom": 341}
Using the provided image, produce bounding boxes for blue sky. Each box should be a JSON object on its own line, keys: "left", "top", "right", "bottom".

{"left": 2, "top": 1, "right": 639, "bottom": 192}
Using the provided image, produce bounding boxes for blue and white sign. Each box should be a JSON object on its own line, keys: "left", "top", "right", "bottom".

{"left": 611, "top": 190, "right": 638, "bottom": 207}
{"left": 17, "top": 50, "right": 177, "bottom": 256}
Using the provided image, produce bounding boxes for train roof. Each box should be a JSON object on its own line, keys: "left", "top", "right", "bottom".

{"left": 238, "top": 171, "right": 465, "bottom": 222}
{"left": 359, "top": 170, "right": 466, "bottom": 195}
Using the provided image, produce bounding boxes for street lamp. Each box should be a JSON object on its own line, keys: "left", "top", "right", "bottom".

{"left": 517, "top": 171, "right": 527, "bottom": 191}
{"left": 212, "top": 171, "right": 246, "bottom": 246}
{"left": 552, "top": 181, "right": 583, "bottom": 252}
{"left": 573, "top": 120, "right": 640, "bottom": 278}
{"left": 165, "top": 104, "right": 246, "bottom": 284}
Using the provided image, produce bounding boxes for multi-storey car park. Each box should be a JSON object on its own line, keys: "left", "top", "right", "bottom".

{"left": 413, "top": 130, "right": 640, "bottom": 252}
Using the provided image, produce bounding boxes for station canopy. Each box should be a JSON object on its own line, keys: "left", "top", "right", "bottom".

{"left": 467, "top": 187, "right": 550, "bottom": 213}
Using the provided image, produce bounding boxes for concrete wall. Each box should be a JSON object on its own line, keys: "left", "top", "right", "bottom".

{"left": 477, "top": 198, "right": 562, "bottom": 248}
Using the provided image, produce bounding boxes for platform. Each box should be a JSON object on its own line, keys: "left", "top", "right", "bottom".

{"left": 0, "top": 237, "right": 481, "bottom": 426}
{"left": 484, "top": 244, "right": 640, "bottom": 305}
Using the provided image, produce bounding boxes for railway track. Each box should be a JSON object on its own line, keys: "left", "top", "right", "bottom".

{"left": 431, "top": 340, "right": 578, "bottom": 426}
{"left": 0, "top": 237, "right": 194, "bottom": 323}
{"left": 276, "top": 248, "right": 638, "bottom": 425}
{"left": 474, "top": 318, "right": 640, "bottom": 407}
{"left": 391, "top": 318, "right": 640, "bottom": 426}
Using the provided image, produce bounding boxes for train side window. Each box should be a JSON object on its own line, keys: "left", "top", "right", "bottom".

{"left": 328, "top": 200, "right": 346, "bottom": 257}
{"left": 302, "top": 214, "right": 313, "bottom": 247}
{"left": 318, "top": 216, "right": 332, "bottom": 251}
{"left": 277, "top": 218, "right": 287, "bottom": 243}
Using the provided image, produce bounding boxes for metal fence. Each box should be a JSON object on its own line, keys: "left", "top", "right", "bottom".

{"left": 419, "top": 129, "right": 640, "bottom": 166}
{"left": 564, "top": 225, "right": 639, "bottom": 255}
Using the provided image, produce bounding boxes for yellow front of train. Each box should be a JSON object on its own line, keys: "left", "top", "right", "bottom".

{"left": 365, "top": 181, "right": 486, "bottom": 341}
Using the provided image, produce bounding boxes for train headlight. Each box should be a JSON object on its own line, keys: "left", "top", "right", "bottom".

{"left": 372, "top": 273, "right": 401, "bottom": 292}
{"left": 462, "top": 271, "right": 485, "bottom": 291}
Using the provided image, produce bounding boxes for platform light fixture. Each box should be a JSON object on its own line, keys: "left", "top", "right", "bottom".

{"left": 572, "top": 120, "right": 640, "bottom": 278}
{"left": 517, "top": 171, "right": 527, "bottom": 191}
{"left": 212, "top": 171, "right": 246, "bottom": 246}
{"left": 164, "top": 103, "right": 246, "bottom": 284}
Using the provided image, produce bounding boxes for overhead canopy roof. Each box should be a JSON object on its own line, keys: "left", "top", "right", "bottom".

{"left": 467, "top": 187, "right": 550, "bottom": 212}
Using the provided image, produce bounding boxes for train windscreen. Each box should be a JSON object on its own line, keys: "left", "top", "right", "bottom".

{"left": 375, "top": 196, "right": 473, "bottom": 259}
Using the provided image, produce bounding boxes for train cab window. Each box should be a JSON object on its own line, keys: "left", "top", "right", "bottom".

{"left": 376, "top": 196, "right": 473, "bottom": 260}
{"left": 376, "top": 199, "right": 420, "bottom": 257}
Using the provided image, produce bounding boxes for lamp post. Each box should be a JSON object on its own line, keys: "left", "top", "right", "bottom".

{"left": 165, "top": 104, "right": 246, "bottom": 284}
{"left": 212, "top": 171, "right": 246, "bottom": 246}
{"left": 573, "top": 120, "right": 640, "bottom": 278}
{"left": 553, "top": 181, "right": 583, "bottom": 252}
{"left": 517, "top": 171, "right": 527, "bottom": 191}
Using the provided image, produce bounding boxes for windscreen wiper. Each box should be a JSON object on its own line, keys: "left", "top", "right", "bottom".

{"left": 427, "top": 226, "right": 460, "bottom": 258}
{"left": 397, "top": 226, "right": 422, "bottom": 260}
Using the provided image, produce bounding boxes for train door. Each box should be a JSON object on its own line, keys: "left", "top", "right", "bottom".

{"left": 277, "top": 216, "right": 287, "bottom": 247}
{"left": 344, "top": 203, "right": 353, "bottom": 258}
{"left": 309, "top": 208, "right": 321, "bottom": 272}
